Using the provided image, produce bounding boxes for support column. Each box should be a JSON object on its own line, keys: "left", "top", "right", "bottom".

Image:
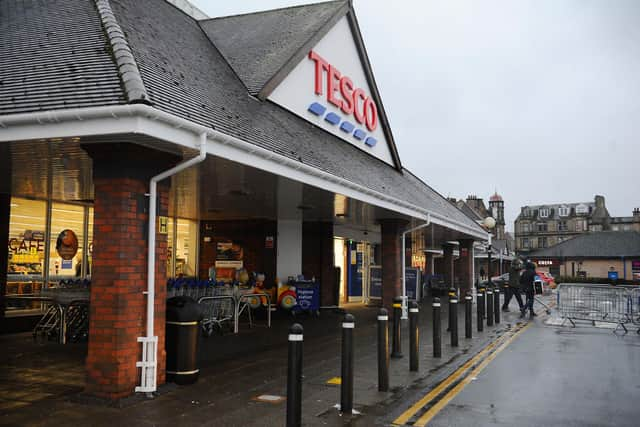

{"left": 424, "top": 253, "right": 433, "bottom": 276}
{"left": 0, "top": 193, "right": 10, "bottom": 331}
{"left": 302, "top": 222, "right": 336, "bottom": 306}
{"left": 443, "top": 243, "right": 455, "bottom": 289}
{"left": 83, "top": 143, "right": 177, "bottom": 399}
{"left": 380, "top": 219, "right": 407, "bottom": 310}
{"left": 457, "top": 239, "right": 474, "bottom": 292}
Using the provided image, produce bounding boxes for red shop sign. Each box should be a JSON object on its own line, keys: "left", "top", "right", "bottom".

{"left": 308, "top": 50, "right": 378, "bottom": 132}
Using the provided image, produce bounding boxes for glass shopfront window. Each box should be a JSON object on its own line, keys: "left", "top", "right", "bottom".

{"left": 5, "top": 198, "right": 93, "bottom": 316}
{"left": 165, "top": 218, "right": 198, "bottom": 278}
{"left": 176, "top": 219, "right": 198, "bottom": 277}
{"left": 6, "top": 198, "right": 47, "bottom": 313}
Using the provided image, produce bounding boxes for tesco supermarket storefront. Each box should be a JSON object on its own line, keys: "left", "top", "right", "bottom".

{"left": 0, "top": 0, "right": 487, "bottom": 399}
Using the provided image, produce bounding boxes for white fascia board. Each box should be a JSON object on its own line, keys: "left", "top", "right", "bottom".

{"left": 0, "top": 105, "right": 487, "bottom": 240}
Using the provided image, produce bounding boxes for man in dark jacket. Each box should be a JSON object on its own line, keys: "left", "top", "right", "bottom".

{"left": 520, "top": 262, "right": 537, "bottom": 319}
{"left": 502, "top": 259, "right": 525, "bottom": 316}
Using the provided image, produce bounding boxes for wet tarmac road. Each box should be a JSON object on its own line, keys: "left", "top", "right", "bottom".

{"left": 400, "top": 319, "right": 640, "bottom": 427}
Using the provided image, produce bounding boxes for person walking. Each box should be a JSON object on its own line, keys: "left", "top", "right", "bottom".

{"left": 520, "top": 261, "right": 537, "bottom": 319}
{"left": 502, "top": 259, "right": 524, "bottom": 314}
{"left": 479, "top": 267, "right": 486, "bottom": 281}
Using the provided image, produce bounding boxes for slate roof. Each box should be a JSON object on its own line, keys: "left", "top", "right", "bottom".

{"left": 516, "top": 202, "right": 596, "bottom": 221}
{"left": 200, "top": 1, "right": 346, "bottom": 95}
{"left": 0, "top": 0, "right": 126, "bottom": 114}
{"left": 1, "top": 0, "right": 485, "bottom": 236}
{"left": 529, "top": 231, "right": 640, "bottom": 258}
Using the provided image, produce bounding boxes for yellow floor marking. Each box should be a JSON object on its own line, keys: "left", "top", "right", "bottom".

{"left": 326, "top": 377, "right": 341, "bottom": 385}
{"left": 392, "top": 332, "right": 512, "bottom": 426}
{"left": 413, "top": 323, "right": 532, "bottom": 426}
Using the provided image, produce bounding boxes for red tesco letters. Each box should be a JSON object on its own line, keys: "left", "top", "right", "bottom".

{"left": 308, "top": 50, "right": 378, "bottom": 132}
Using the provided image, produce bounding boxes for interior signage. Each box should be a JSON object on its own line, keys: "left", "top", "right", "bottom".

{"left": 307, "top": 50, "right": 378, "bottom": 148}
{"left": 56, "top": 229, "right": 79, "bottom": 260}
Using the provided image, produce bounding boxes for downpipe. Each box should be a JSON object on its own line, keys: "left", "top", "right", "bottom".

{"left": 135, "top": 132, "right": 207, "bottom": 394}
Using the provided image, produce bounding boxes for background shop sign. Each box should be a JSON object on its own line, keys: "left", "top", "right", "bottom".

{"left": 268, "top": 16, "right": 395, "bottom": 166}
{"left": 632, "top": 260, "right": 640, "bottom": 280}
{"left": 369, "top": 265, "right": 382, "bottom": 299}
{"left": 405, "top": 267, "right": 420, "bottom": 300}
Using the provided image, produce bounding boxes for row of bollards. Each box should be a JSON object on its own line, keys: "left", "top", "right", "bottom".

{"left": 286, "top": 285, "right": 503, "bottom": 426}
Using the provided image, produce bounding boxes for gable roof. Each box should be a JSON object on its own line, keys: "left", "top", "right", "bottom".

{"left": 529, "top": 231, "right": 640, "bottom": 258}
{"left": 200, "top": 1, "right": 346, "bottom": 97}
{"left": 0, "top": 0, "right": 486, "bottom": 238}
{"left": 200, "top": 1, "right": 403, "bottom": 170}
{"left": 0, "top": 0, "right": 127, "bottom": 114}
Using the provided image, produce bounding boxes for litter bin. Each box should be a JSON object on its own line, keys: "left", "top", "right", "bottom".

{"left": 166, "top": 296, "right": 203, "bottom": 385}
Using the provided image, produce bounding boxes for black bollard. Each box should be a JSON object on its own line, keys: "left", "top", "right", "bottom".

{"left": 287, "top": 323, "right": 303, "bottom": 427}
{"left": 432, "top": 297, "right": 442, "bottom": 358}
{"left": 341, "top": 313, "right": 355, "bottom": 414}
{"left": 377, "top": 308, "right": 389, "bottom": 392}
{"left": 477, "top": 285, "right": 485, "bottom": 332}
{"left": 486, "top": 287, "right": 494, "bottom": 326}
{"left": 465, "top": 291, "right": 473, "bottom": 339}
{"left": 409, "top": 301, "right": 419, "bottom": 372}
{"left": 447, "top": 288, "right": 456, "bottom": 331}
{"left": 391, "top": 296, "right": 403, "bottom": 358}
{"left": 450, "top": 294, "right": 458, "bottom": 347}
{"left": 494, "top": 286, "right": 500, "bottom": 324}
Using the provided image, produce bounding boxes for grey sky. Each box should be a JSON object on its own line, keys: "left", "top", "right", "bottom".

{"left": 190, "top": 0, "right": 640, "bottom": 231}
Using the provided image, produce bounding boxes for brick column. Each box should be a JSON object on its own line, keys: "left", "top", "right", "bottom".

{"left": 443, "top": 243, "right": 455, "bottom": 289}
{"left": 424, "top": 253, "right": 433, "bottom": 275}
{"left": 0, "top": 193, "right": 9, "bottom": 331}
{"left": 380, "top": 219, "right": 407, "bottom": 310}
{"left": 302, "top": 222, "right": 336, "bottom": 306}
{"left": 457, "top": 239, "right": 474, "bottom": 292}
{"left": 83, "top": 143, "right": 177, "bottom": 399}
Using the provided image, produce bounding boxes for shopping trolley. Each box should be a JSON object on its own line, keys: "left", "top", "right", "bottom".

{"left": 198, "top": 282, "right": 235, "bottom": 337}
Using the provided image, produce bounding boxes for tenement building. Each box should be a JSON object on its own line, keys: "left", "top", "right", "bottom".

{"left": 515, "top": 195, "right": 639, "bottom": 256}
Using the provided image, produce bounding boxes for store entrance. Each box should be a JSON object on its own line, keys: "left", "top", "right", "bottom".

{"left": 334, "top": 238, "right": 377, "bottom": 306}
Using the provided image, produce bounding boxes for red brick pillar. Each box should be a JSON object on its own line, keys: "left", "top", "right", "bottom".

{"left": 380, "top": 219, "right": 407, "bottom": 310}
{"left": 457, "top": 239, "right": 474, "bottom": 292}
{"left": 302, "top": 222, "right": 336, "bottom": 306}
{"left": 83, "top": 144, "right": 177, "bottom": 399}
{"left": 424, "top": 253, "right": 433, "bottom": 276}
{"left": 443, "top": 243, "right": 455, "bottom": 289}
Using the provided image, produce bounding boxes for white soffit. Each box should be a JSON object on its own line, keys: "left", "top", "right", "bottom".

{"left": 268, "top": 16, "right": 394, "bottom": 167}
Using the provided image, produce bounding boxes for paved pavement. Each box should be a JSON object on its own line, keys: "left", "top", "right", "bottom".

{"left": 0, "top": 293, "right": 516, "bottom": 426}
{"left": 6, "top": 291, "right": 634, "bottom": 427}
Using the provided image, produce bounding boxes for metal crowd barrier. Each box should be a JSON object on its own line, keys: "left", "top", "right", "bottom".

{"left": 557, "top": 283, "right": 639, "bottom": 334}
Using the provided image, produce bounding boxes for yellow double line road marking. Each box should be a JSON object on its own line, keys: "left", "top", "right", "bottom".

{"left": 393, "top": 322, "right": 532, "bottom": 426}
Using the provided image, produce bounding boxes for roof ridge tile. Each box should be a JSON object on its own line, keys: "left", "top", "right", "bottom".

{"left": 95, "top": 0, "right": 151, "bottom": 104}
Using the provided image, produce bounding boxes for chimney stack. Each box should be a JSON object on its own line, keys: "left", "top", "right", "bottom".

{"left": 633, "top": 208, "right": 640, "bottom": 217}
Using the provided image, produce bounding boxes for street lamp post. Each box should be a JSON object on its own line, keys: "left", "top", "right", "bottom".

{"left": 482, "top": 217, "right": 496, "bottom": 286}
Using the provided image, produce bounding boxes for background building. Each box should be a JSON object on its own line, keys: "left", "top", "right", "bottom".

{"left": 529, "top": 231, "right": 640, "bottom": 281}
{"left": 451, "top": 193, "right": 515, "bottom": 278}
{"left": 514, "top": 195, "right": 630, "bottom": 255}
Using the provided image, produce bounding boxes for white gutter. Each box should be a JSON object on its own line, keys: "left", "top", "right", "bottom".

{"left": 136, "top": 132, "right": 207, "bottom": 394}
{"left": 0, "top": 105, "right": 487, "bottom": 240}
{"left": 400, "top": 216, "right": 431, "bottom": 319}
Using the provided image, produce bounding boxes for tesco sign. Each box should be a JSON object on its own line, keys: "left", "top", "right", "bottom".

{"left": 308, "top": 50, "right": 378, "bottom": 132}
